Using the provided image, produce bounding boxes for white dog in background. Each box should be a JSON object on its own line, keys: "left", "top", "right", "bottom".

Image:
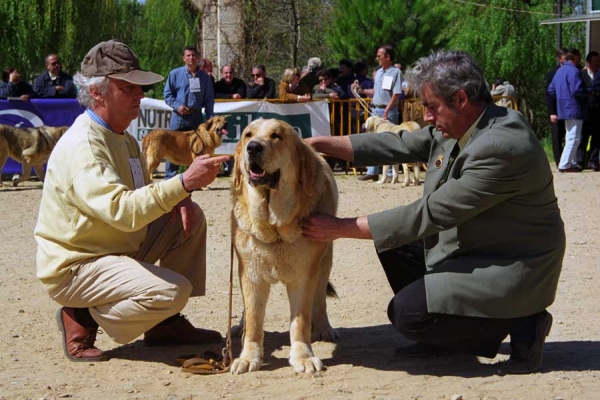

{"left": 362, "top": 115, "right": 422, "bottom": 186}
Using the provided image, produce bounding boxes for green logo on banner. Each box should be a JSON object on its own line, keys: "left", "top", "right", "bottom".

{"left": 217, "top": 112, "right": 312, "bottom": 142}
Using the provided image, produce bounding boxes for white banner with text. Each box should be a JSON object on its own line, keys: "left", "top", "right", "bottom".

{"left": 128, "top": 99, "right": 332, "bottom": 155}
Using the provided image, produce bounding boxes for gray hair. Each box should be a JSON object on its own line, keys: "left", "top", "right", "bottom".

{"left": 73, "top": 73, "right": 110, "bottom": 108}
{"left": 406, "top": 50, "right": 492, "bottom": 109}
{"left": 307, "top": 57, "right": 322, "bottom": 71}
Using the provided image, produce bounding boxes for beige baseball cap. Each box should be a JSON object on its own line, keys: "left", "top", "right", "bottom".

{"left": 81, "top": 40, "right": 163, "bottom": 85}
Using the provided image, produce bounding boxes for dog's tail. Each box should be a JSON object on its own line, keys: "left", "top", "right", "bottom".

{"left": 327, "top": 282, "right": 338, "bottom": 299}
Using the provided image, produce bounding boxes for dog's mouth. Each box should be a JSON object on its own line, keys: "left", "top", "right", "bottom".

{"left": 217, "top": 122, "right": 229, "bottom": 137}
{"left": 248, "top": 162, "right": 280, "bottom": 189}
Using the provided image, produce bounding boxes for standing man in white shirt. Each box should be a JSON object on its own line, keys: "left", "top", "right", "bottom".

{"left": 353, "top": 44, "right": 404, "bottom": 181}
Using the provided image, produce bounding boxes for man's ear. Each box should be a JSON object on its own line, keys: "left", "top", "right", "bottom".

{"left": 89, "top": 85, "right": 103, "bottom": 102}
{"left": 456, "top": 90, "right": 469, "bottom": 108}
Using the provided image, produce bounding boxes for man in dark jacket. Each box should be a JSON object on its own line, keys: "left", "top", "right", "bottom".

{"left": 246, "top": 64, "right": 276, "bottom": 99}
{"left": 33, "top": 54, "right": 76, "bottom": 98}
{"left": 214, "top": 65, "right": 246, "bottom": 99}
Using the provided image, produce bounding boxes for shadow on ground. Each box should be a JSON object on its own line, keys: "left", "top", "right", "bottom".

{"left": 105, "top": 324, "right": 600, "bottom": 377}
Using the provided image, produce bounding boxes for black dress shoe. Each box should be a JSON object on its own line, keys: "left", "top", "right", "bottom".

{"left": 357, "top": 174, "right": 379, "bottom": 181}
{"left": 394, "top": 342, "right": 456, "bottom": 358}
{"left": 498, "top": 311, "right": 552, "bottom": 374}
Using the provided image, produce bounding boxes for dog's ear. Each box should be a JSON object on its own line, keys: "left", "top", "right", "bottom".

{"left": 203, "top": 118, "right": 214, "bottom": 132}
{"left": 232, "top": 134, "right": 245, "bottom": 189}
{"left": 297, "top": 137, "right": 317, "bottom": 197}
{"left": 191, "top": 136, "right": 204, "bottom": 155}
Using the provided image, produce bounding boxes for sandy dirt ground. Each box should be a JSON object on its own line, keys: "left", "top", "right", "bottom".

{"left": 0, "top": 164, "right": 599, "bottom": 400}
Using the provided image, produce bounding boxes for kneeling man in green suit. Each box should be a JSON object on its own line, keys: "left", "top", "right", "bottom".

{"left": 303, "top": 50, "right": 565, "bottom": 375}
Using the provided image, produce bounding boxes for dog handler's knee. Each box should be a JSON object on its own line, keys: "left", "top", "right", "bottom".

{"left": 387, "top": 293, "right": 434, "bottom": 342}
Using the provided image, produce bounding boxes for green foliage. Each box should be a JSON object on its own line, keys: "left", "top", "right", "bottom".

{"left": 325, "top": 0, "right": 455, "bottom": 68}
{"left": 447, "top": 0, "right": 585, "bottom": 138}
{"left": 131, "top": 0, "right": 200, "bottom": 98}
{"left": 0, "top": 0, "right": 142, "bottom": 82}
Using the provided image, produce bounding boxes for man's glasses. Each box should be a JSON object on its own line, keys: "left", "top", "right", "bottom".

{"left": 50, "top": 61, "right": 61, "bottom": 66}
{"left": 319, "top": 78, "right": 329, "bottom": 82}
{"left": 251, "top": 74, "right": 262, "bottom": 77}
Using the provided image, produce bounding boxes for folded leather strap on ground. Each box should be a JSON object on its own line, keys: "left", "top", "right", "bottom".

{"left": 181, "top": 356, "right": 229, "bottom": 374}
{"left": 178, "top": 350, "right": 230, "bottom": 374}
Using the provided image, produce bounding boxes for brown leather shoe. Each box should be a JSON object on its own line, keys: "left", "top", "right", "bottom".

{"left": 498, "top": 311, "right": 552, "bottom": 374}
{"left": 357, "top": 174, "right": 379, "bottom": 181}
{"left": 144, "top": 314, "right": 223, "bottom": 347}
{"left": 56, "top": 307, "right": 108, "bottom": 362}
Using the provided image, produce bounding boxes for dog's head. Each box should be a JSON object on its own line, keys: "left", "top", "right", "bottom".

{"left": 362, "top": 115, "right": 384, "bottom": 133}
{"left": 191, "top": 116, "right": 229, "bottom": 155}
{"left": 233, "top": 118, "right": 316, "bottom": 194}
{"left": 204, "top": 115, "right": 229, "bottom": 138}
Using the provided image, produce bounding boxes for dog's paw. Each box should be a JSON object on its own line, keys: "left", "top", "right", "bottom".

{"left": 289, "top": 355, "right": 324, "bottom": 373}
{"left": 231, "top": 356, "right": 262, "bottom": 375}
{"left": 11, "top": 174, "right": 21, "bottom": 187}
{"left": 311, "top": 326, "right": 339, "bottom": 342}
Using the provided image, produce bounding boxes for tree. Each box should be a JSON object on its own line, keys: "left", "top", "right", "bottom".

{"left": 0, "top": 0, "right": 141, "bottom": 82}
{"left": 325, "top": 0, "right": 454, "bottom": 68}
{"left": 132, "top": 0, "right": 200, "bottom": 97}
{"left": 447, "top": 0, "right": 585, "bottom": 138}
{"left": 241, "top": 0, "right": 335, "bottom": 83}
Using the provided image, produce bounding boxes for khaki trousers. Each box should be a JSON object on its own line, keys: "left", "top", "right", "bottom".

{"left": 50, "top": 203, "right": 207, "bottom": 344}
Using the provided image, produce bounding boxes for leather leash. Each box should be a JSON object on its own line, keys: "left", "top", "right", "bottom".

{"left": 351, "top": 83, "right": 372, "bottom": 117}
{"left": 179, "top": 228, "right": 235, "bottom": 375}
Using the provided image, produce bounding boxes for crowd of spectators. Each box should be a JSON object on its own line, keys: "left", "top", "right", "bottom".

{"left": 1, "top": 53, "right": 381, "bottom": 104}
{"left": 1, "top": 54, "right": 76, "bottom": 100}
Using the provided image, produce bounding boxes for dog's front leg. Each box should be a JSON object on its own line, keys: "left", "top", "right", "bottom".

{"left": 231, "top": 276, "right": 270, "bottom": 375}
{"left": 413, "top": 164, "right": 421, "bottom": 186}
{"left": 391, "top": 164, "right": 400, "bottom": 184}
{"left": 33, "top": 164, "right": 46, "bottom": 183}
{"left": 377, "top": 165, "right": 389, "bottom": 184}
{"left": 13, "top": 161, "right": 32, "bottom": 187}
{"left": 401, "top": 164, "right": 410, "bottom": 187}
{"left": 287, "top": 276, "right": 323, "bottom": 373}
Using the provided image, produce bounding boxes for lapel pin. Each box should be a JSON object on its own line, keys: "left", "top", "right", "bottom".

{"left": 435, "top": 155, "right": 444, "bottom": 169}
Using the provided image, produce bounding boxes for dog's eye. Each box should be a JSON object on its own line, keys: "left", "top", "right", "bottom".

{"left": 245, "top": 132, "right": 253, "bottom": 138}
{"left": 270, "top": 132, "right": 281, "bottom": 140}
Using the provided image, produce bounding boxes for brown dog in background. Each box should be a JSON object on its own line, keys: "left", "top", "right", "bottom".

{"left": 0, "top": 124, "right": 68, "bottom": 187}
{"left": 141, "top": 115, "right": 229, "bottom": 176}
{"left": 362, "top": 115, "right": 423, "bottom": 187}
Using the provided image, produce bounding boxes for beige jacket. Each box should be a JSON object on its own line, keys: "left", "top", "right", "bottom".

{"left": 35, "top": 113, "right": 189, "bottom": 292}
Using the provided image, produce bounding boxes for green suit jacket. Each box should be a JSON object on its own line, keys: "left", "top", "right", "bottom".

{"left": 350, "top": 105, "right": 565, "bottom": 318}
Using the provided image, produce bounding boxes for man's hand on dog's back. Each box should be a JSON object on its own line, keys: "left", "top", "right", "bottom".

{"left": 182, "top": 154, "right": 230, "bottom": 190}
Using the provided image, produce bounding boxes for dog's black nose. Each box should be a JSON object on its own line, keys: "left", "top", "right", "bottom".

{"left": 246, "top": 141, "right": 263, "bottom": 156}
